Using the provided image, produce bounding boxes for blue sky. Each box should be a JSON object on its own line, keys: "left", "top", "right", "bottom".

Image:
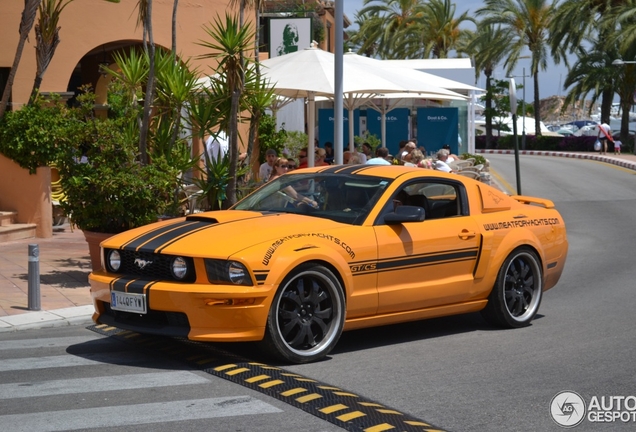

{"left": 342, "top": 0, "right": 572, "bottom": 101}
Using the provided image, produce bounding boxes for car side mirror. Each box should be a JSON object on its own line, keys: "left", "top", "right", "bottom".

{"left": 384, "top": 205, "right": 425, "bottom": 224}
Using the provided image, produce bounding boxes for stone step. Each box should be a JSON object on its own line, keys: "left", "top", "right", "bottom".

{"left": 0, "top": 211, "right": 17, "bottom": 227}
{"left": 0, "top": 223, "right": 37, "bottom": 243}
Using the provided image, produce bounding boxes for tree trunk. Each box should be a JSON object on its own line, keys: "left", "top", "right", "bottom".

{"left": 0, "top": 0, "right": 42, "bottom": 118}
{"left": 226, "top": 88, "right": 241, "bottom": 207}
{"left": 29, "top": 21, "right": 61, "bottom": 105}
{"left": 533, "top": 70, "right": 541, "bottom": 136}
{"left": 171, "top": 0, "right": 178, "bottom": 54}
{"left": 600, "top": 88, "right": 613, "bottom": 125}
{"left": 139, "top": 0, "right": 155, "bottom": 165}
{"left": 485, "top": 73, "right": 493, "bottom": 148}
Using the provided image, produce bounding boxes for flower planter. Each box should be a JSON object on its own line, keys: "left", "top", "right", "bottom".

{"left": 82, "top": 230, "right": 113, "bottom": 272}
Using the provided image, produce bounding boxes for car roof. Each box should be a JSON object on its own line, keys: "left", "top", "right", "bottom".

{"left": 295, "top": 164, "right": 458, "bottom": 181}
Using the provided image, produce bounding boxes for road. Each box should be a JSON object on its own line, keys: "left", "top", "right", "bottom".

{"left": 1, "top": 154, "right": 635, "bottom": 431}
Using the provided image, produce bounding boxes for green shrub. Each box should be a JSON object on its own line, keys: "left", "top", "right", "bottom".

{"left": 0, "top": 96, "right": 70, "bottom": 173}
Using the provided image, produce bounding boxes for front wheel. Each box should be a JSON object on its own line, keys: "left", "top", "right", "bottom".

{"left": 481, "top": 248, "right": 543, "bottom": 328}
{"left": 261, "top": 264, "right": 345, "bottom": 363}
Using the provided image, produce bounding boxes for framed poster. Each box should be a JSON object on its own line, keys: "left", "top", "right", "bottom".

{"left": 269, "top": 17, "right": 312, "bottom": 58}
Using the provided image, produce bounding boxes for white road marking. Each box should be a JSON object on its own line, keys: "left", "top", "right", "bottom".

{"left": 0, "top": 396, "right": 282, "bottom": 431}
{"left": 0, "top": 371, "right": 210, "bottom": 399}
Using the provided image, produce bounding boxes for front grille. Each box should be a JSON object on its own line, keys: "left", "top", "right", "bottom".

{"left": 100, "top": 301, "right": 190, "bottom": 338}
{"left": 105, "top": 248, "right": 196, "bottom": 282}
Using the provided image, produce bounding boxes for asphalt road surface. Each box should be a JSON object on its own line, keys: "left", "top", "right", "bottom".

{"left": 1, "top": 154, "right": 635, "bottom": 431}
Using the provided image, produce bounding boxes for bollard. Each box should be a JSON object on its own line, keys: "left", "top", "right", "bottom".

{"left": 28, "top": 244, "right": 41, "bottom": 311}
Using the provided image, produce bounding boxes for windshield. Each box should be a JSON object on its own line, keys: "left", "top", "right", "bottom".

{"left": 234, "top": 173, "right": 392, "bottom": 225}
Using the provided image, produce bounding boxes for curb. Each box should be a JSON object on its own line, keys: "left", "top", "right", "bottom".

{"left": 477, "top": 149, "right": 636, "bottom": 171}
{"left": 0, "top": 305, "right": 94, "bottom": 333}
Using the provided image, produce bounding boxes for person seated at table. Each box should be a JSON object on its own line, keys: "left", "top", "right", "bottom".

{"left": 433, "top": 149, "right": 457, "bottom": 173}
{"left": 315, "top": 148, "right": 330, "bottom": 166}
{"left": 366, "top": 147, "right": 392, "bottom": 165}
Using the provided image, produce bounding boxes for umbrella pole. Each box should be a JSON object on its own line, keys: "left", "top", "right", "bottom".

{"left": 381, "top": 99, "right": 387, "bottom": 148}
{"left": 308, "top": 92, "right": 316, "bottom": 167}
{"left": 349, "top": 106, "right": 355, "bottom": 153}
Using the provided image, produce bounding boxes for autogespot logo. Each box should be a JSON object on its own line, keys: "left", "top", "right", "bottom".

{"left": 550, "top": 391, "right": 586, "bottom": 428}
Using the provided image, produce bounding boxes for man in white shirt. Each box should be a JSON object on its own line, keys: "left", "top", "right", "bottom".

{"left": 366, "top": 147, "right": 392, "bottom": 165}
{"left": 259, "top": 148, "right": 277, "bottom": 182}
{"left": 433, "top": 149, "right": 455, "bottom": 173}
{"left": 204, "top": 131, "right": 228, "bottom": 163}
{"left": 597, "top": 122, "right": 612, "bottom": 155}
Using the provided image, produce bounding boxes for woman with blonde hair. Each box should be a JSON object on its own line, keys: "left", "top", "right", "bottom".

{"left": 268, "top": 157, "right": 290, "bottom": 182}
{"left": 268, "top": 157, "right": 318, "bottom": 207}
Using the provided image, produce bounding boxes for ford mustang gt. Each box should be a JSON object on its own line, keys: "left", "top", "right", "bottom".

{"left": 89, "top": 164, "right": 568, "bottom": 363}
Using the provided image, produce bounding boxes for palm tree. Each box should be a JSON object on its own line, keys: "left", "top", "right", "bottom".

{"left": 357, "top": 0, "right": 426, "bottom": 59}
{"left": 347, "top": 11, "right": 385, "bottom": 57}
{"left": 407, "top": 0, "right": 474, "bottom": 58}
{"left": 607, "top": 0, "right": 636, "bottom": 150}
{"left": 561, "top": 43, "right": 618, "bottom": 122}
{"left": 171, "top": 0, "right": 179, "bottom": 54}
{"left": 136, "top": 0, "right": 155, "bottom": 166}
{"left": 228, "top": 0, "right": 265, "bottom": 179}
{"left": 29, "top": 0, "right": 73, "bottom": 103}
{"left": 550, "top": 0, "right": 625, "bottom": 124}
{"left": 0, "top": 0, "right": 41, "bottom": 119}
{"left": 477, "top": 0, "right": 557, "bottom": 136}
{"left": 198, "top": 14, "right": 255, "bottom": 206}
{"left": 467, "top": 23, "right": 512, "bottom": 148}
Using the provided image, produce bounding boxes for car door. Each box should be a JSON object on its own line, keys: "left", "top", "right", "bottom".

{"left": 372, "top": 179, "right": 481, "bottom": 314}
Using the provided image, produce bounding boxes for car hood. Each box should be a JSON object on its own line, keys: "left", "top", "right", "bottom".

{"left": 102, "top": 210, "right": 346, "bottom": 258}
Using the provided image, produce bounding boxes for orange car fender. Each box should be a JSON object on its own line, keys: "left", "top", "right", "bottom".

{"left": 232, "top": 239, "right": 356, "bottom": 300}
{"left": 474, "top": 225, "right": 545, "bottom": 288}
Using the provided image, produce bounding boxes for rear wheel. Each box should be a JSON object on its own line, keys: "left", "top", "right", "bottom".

{"left": 482, "top": 248, "right": 543, "bottom": 328}
{"left": 261, "top": 264, "right": 345, "bottom": 363}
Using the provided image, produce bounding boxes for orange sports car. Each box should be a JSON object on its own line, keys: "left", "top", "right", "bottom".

{"left": 89, "top": 165, "right": 568, "bottom": 363}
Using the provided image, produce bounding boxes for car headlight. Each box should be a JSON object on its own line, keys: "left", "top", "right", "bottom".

{"left": 171, "top": 257, "right": 189, "bottom": 280}
{"left": 205, "top": 259, "right": 253, "bottom": 286}
{"left": 107, "top": 250, "right": 121, "bottom": 272}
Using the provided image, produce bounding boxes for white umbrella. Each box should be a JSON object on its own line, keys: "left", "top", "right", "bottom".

{"left": 260, "top": 44, "right": 464, "bottom": 165}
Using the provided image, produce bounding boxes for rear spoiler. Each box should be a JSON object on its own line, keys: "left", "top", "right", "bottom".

{"left": 511, "top": 195, "right": 555, "bottom": 209}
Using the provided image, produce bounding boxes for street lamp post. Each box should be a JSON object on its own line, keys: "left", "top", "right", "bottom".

{"left": 611, "top": 58, "right": 636, "bottom": 154}
{"left": 508, "top": 58, "right": 531, "bottom": 150}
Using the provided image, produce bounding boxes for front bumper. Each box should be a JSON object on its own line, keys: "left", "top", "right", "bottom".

{"left": 89, "top": 271, "right": 275, "bottom": 342}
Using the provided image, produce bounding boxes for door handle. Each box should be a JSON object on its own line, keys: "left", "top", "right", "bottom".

{"left": 513, "top": 214, "right": 528, "bottom": 219}
{"left": 458, "top": 230, "right": 476, "bottom": 240}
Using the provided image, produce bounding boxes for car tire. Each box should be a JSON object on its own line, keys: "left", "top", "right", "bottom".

{"left": 261, "top": 263, "right": 345, "bottom": 364}
{"left": 481, "top": 247, "right": 543, "bottom": 328}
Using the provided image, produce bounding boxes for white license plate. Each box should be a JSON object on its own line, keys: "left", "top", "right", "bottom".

{"left": 111, "top": 291, "right": 147, "bottom": 314}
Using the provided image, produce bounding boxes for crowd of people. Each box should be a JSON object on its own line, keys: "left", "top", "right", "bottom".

{"left": 257, "top": 139, "right": 463, "bottom": 184}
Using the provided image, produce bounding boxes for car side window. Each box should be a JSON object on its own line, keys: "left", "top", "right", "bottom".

{"left": 376, "top": 180, "right": 462, "bottom": 224}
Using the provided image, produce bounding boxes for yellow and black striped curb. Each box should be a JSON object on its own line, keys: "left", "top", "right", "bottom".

{"left": 88, "top": 324, "right": 448, "bottom": 432}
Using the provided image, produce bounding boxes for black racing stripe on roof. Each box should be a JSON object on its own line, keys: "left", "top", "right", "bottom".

{"left": 331, "top": 164, "right": 368, "bottom": 175}
{"left": 319, "top": 165, "right": 347, "bottom": 174}
{"left": 122, "top": 221, "right": 203, "bottom": 250}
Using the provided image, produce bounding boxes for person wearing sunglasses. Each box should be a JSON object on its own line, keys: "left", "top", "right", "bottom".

{"left": 297, "top": 147, "right": 309, "bottom": 169}
{"left": 268, "top": 157, "right": 318, "bottom": 208}
{"left": 268, "top": 157, "right": 291, "bottom": 182}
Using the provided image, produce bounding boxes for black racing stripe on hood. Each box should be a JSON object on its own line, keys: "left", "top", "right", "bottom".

{"left": 122, "top": 221, "right": 204, "bottom": 250}
{"left": 134, "top": 221, "right": 214, "bottom": 253}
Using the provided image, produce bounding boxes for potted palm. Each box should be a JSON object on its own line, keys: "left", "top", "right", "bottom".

{"left": 55, "top": 88, "right": 175, "bottom": 270}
